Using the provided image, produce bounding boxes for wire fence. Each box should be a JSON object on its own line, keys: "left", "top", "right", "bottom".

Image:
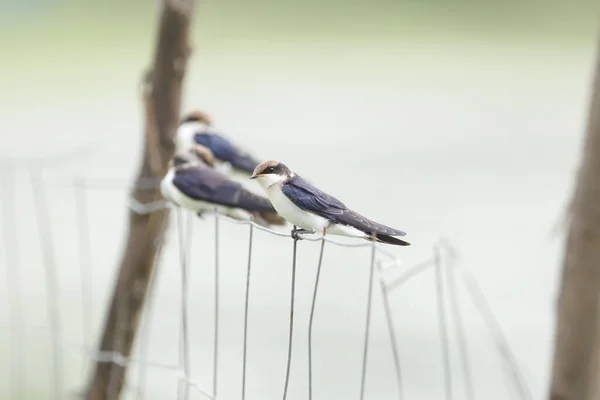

{"left": 0, "top": 163, "right": 534, "bottom": 400}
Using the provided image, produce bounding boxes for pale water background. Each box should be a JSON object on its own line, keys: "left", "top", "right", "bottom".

{"left": 0, "top": 0, "right": 599, "bottom": 399}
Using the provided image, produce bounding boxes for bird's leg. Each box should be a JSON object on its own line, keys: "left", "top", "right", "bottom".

{"left": 196, "top": 210, "right": 206, "bottom": 219}
{"left": 291, "top": 227, "right": 313, "bottom": 241}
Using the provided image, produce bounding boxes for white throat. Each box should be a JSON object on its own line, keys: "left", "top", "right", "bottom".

{"left": 256, "top": 173, "right": 287, "bottom": 189}
{"left": 176, "top": 121, "right": 209, "bottom": 152}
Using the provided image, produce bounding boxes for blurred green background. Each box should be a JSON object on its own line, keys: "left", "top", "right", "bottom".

{"left": 0, "top": 0, "right": 598, "bottom": 399}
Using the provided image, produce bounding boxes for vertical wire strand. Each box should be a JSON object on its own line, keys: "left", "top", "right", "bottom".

{"left": 185, "top": 212, "right": 195, "bottom": 267}
{"left": 185, "top": 212, "right": 194, "bottom": 394}
{"left": 452, "top": 263, "right": 532, "bottom": 400}
{"left": 135, "top": 237, "right": 165, "bottom": 400}
{"left": 30, "top": 168, "right": 63, "bottom": 400}
{"left": 74, "top": 178, "right": 93, "bottom": 381}
{"left": 213, "top": 215, "right": 220, "bottom": 396}
{"left": 0, "top": 167, "right": 23, "bottom": 400}
{"left": 185, "top": 210, "right": 194, "bottom": 385}
{"left": 241, "top": 222, "right": 254, "bottom": 400}
{"left": 176, "top": 208, "right": 190, "bottom": 400}
{"left": 359, "top": 240, "right": 377, "bottom": 400}
{"left": 282, "top": 226, "right": 299, "bottom": 400}
{"left": 446, "top": 258, "right": 474, "bottom": 400}
{"left": 434, "top": 246, "right": 453, "bottom": 400}
{"left": 377, "top": 262, "right": 403, "bottom": 400}
{"left": 308, "top": 235, "right": 326, "bottom": 400}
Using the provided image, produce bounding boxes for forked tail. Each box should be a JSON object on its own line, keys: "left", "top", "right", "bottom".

{"left": 372, "top": 233, "right": 411, "bottom": 246}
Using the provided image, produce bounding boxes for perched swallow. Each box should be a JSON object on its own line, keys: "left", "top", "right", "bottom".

{"left": 176, "top": 110, "right": 261, "bottom": 176}
{"left": 161, "top": 146, "right": 285, "bottom": 226}
{"left": 250, "top": 161, "right": 410, "bottom": 246}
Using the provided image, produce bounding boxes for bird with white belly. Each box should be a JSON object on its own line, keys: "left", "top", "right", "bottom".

{"left": 161, "top": 146, "right": 285, "bottom": 227}
{"left": 176, "top": 110, "right": 261, "bottom": 179}
{"left": 250, "top": 160, "right": 410, "bottom": 246}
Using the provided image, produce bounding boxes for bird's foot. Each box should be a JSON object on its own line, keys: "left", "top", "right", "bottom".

{"left": 196, "top": 210, "right": 206, "bottom": 219}
{"left": 291, "top": 228, "right": 312, "bottom": 241}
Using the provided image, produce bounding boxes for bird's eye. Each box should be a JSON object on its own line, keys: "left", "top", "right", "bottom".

{"left": 267, "top": 166, "right": 275, "bottom": 173}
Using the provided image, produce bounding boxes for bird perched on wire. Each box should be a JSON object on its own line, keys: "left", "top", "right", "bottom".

{"left": 175, "top": 110, "right": 261, "bottom": 178}
{"left": 250, "top": 160, "right": 410, "bottom": 246}
{"left": 161, "top": 146, "right": 286, "bottom": 227}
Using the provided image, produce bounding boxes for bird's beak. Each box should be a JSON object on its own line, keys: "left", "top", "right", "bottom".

{"left": 249, "top": 174, "right": 258, "bottom": 180}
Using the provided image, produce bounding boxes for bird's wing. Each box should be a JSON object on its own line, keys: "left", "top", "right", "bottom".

{"left": 194, "top": 133, "right": 259, "bottom": 174}
{"left": 173, "top": 167, "right": 276, "bottom": 212}
{"left": 282, "top": 175, "right": 406, "bottom": 237}
{"left": 332, "top": 209, "right": 407, "bottom": 237}
{"left": 229, "top": 152, "right": 260, "bottom": 175}
{"left": 281, "top": 175, "right": 347, "bottom": 216}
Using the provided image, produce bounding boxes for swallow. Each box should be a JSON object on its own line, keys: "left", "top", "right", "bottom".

{"left": 176, "top": 110, "right": 261, "bottom": 177}
{"left": 250, "top": 160, "right": 410, "bottom": 245}
{"left": 161, "top": 146, "right": 285, "bottom": 226}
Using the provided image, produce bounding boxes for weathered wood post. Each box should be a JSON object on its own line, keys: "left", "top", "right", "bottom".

{"left": 86, "top": 1, "right": 197, "bottom": 398}
{"left": 549, "top": 34, "right": 600, "bottom": 400}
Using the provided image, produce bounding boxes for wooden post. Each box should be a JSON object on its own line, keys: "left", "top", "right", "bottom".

{"left": 85, "top": 1, "right": 197, "bottom": 398}
{"left": 549, "top": 35, "right": 600, "bottom": 400}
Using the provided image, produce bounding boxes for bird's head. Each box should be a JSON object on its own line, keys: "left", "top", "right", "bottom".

{"left": 179, "top": 110, "right": 213, "bottom": 127}
{"left": 191, "top": 144, "right": 216, "bottom": 168}
{"left": 250, "top": 160, "right": 293, "bottom": 188}
{"left": 170, "top": 145, "right": 215, "bottom": 169}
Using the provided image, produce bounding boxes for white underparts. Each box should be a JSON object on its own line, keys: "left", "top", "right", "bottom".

{"left": 175, "top": 122, "right": 208, "bottom": 153}
{"left": 263, "top": 181, "right": 367, "bottom": 238}
{"left": 160, "top": 169, "right": 253, "bottom": 222}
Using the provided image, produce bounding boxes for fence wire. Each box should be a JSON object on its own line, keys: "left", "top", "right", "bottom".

{"left": 241, "top": 223, "right": 254, "bottom": 400}
{"left": 176, "top": 208, "right": 191, "bottom": 400}
{"left": 73, "top": 178, "right": 94, "bottom": 383}
{"left": 0, "top": 170, "right": 534, "bottom": 400}
{"left": 30, "top": 169, "right": 64, "bottom": 400}
{"left": 282, "top": 227, "right": 299, "bottom": 400}
{"left": 0, "top": 168, "right": 24, "bottom": 400}
{"left": 308, "top": 236, "right": 326, "bottom": 400}
{"left": 435, "top": 245, "right": 454, "bottom": 400}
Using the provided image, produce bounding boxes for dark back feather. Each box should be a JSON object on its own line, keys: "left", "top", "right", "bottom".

{"left": 282, "top": 175, "right": 406, "bottom": 237}
{"left": 173, "top": 167, "right": 275, "bottom": 213}
{"left": 194, "top": 133, "right": 259, "bottom": 173}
